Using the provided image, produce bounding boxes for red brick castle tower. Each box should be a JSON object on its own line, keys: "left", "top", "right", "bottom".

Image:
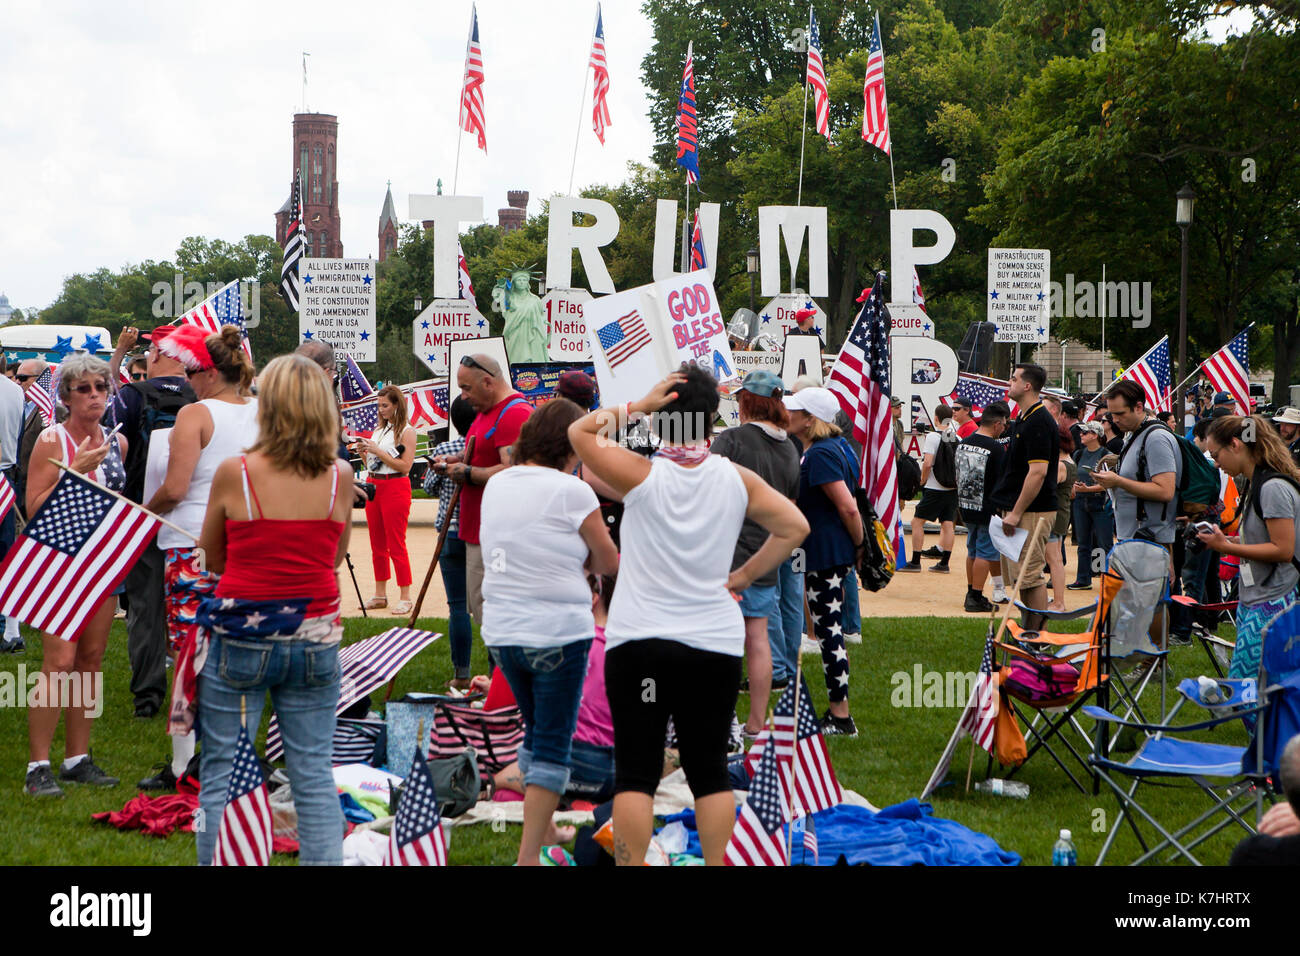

{"left": 275, "top": 113, "right": 343, "bottom": 257}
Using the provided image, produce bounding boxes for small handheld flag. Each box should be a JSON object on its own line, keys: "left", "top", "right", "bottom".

{"left": 212, "top": 721, "right": 272, "bottom": 866}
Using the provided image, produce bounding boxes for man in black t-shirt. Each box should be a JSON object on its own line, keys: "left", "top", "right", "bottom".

{"left": 956, "top": 401, "right": 1009, "bottom": 612}
{"left": 990, "top": 364, "right": 1059, "bottom": 625}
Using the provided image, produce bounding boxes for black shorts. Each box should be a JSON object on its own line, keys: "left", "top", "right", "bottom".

{"left": 915, "top": 487, "right": 959, "bottom": 522}
{"left": 604, "top": 638, "right": 741, "bottom": 799}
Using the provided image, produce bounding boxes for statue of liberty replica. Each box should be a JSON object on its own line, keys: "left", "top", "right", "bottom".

{"left": 492, "top": 266, "right": 547, "bottom": 364}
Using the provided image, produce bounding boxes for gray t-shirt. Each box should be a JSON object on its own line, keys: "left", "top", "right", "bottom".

{"left": 710, "top": 423, "right": 801, "bottom": 588}
{"left": 1239, "top": 477, "right": 1300, "bottom": 604}
{"left": 1113, "top": 423, "right": 1182, "bottom": 544}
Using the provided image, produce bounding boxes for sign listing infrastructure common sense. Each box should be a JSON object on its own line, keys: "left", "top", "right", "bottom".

{"left": 300, "top": 258, "right": 378, "bottom": 362}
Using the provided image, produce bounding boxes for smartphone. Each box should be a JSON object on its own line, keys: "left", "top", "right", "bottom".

{"left": 1194, "top": 521, "right": 1216, "bottom": 534}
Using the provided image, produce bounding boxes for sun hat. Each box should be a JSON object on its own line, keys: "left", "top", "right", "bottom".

{"left": 1273, "top": 407, "right": 1300, "bottom": 426}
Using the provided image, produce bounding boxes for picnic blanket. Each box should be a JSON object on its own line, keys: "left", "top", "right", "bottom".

{"left": 663, "top": 799, "right": 1020, "bottom": 866}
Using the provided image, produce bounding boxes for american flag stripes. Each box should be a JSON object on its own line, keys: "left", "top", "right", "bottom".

{"left": 385, "top": 745, "right": 449, "bottom": 866}
{"left": 954, "top": 372, "right": 1010, "bottom": 413}
{"left": 799, "top": 812, "right": 819, "bottom": 865}
{"left": 959, "top": 629, "right": 999, "bottom": 755}
{"left": 725, "top": 716, "right": 790, "bottom": 866}
{"left": 675, "top": 42, "right": 700, "bottom": 184}
{"left": 0, "top": 472, "right": 160, "bottom": 642}
{"left": 912, "top": 266, "right": 927, "bottom": 313}
{"left": 1119, "top": 335, "right": 1172, "bottom": 413}
{"left": 0, "top": 472, "right": 14, "bottom": 523}
{"left": 806, "top": 8, "right": 830, "bottom": 139}
{"left": 589, "top": 3, "right": 611, "bottom": 145}
{"left": 1199, "top": 329, "right": 1251, "bottom": 415}
{"left": 407, "top": 384, "right": 449, "bottom": 429}
{"left": 744, "top": 678, "right": 844, "bottom": 814}
{"left": 212, "top": 723, "right": 272, "bottom": 866}
{"left": 689, "top": 210, "right": 706, "bottom": 271}
{"left": 175, "top": 279, "right": 253, "bottom": 360}
{"left": 280, "top": 171, "right": 304, "bottom": 311}
{"left": 340, "top": 354, "right": 378, "bottom": 436}
{"left": 596, "top": 310, "right": 652, "bottom": 369}
{"left": 457, "top": 242, "right": 475, "bottom": 300}
{"left": 827, "top": 274, "right": 900, "bottom": 548}
{"left": 861, "top": 12, "right": 891, "bottom": 154}
{"left": 341, "top": 400, "right": 378, "bottom": 439}
{"left": 460, "top": 4, "right": 487, "bottom": 153}
{"left": 29, "top": 365, "right": 56, "bottom": 426}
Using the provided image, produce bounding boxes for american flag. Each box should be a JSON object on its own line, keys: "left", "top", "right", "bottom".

{"left": 725, "top": 715, "right": 790, "bottom": 866}
{"left": 954, "top": 372, "right": 1010, "bottom": 413}
{"left": 806, "top": 8, "right": 830, "bottom": 139}
{"left": 861, "top": 12, "right": 891, "bottom": 154}
{"left": 385, "top": 744, "right": 449, "bottom": 866}
{"left": 827, "top": 274, "right": 899, "bottom": 546}
{"left": 596, "top": 310, "right": 652, "bottom": 370}
{"left": 958, "top": 629, "right": 999, "bottom": 754}
{"left": 744, "top": 678, "right": 844, "bottom": 813}
{"left": 212, "top": 723, "right": 272, "bottom": 867}
{"left": 796, "top": 812, "right": 819, "bottom": 865}
{"left": 342, "top": 399, "right": 378, "bottom": 439}
{"left": 407, "top": 384, "right": 449, "bottom": 429}
{"left": 0, "top": 472, "right": 14, "bottom": 523}
{"left": 29, "top": 365, "right": 56, "bottom": 426}
{"left": 457, "top": 242, "right": 475, "bottom": 300}
{"left": 675, "top": 42, "right": 700, "bottom": 184}
{"left": 589, "top": 3, "right": 611, "bottom": 145}
{"left": 689, "top": 210, "right": 706, "bottom": 271}
{"left": 175, "top": 279, "right": 253, "bottom": 360}
{"left": 0, "top": 472, "right": 160, "bottom": 642}
{"left": 913, "top": 266, "right": 927, "bottom": 313}
{"left": 280, "top": 171, "right": 303, "bottom": 312}
{"left": 460, "top": 4, "right": 487, "bottom": 153}
{"left": 1199, "top": 329, "right": 1251, "bottom": 415}
{"left": 1119, "top": 335, "right": 1172, "bottom": 413}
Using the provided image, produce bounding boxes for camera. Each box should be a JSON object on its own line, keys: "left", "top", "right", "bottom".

{"left": 353, "top": 482, "right": 376, "bottom": 509}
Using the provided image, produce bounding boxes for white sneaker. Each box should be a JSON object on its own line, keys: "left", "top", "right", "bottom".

{"left": 991, "top": 587, "right": 1009, "bottom": 604}
{"left": 843, "top": 632, "right": 862, "bottom": 645}
{"left": 800, "top": 636, "right": 821, "bottom": 656}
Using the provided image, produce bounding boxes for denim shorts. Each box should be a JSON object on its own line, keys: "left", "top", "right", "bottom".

{"left": 494, "top": 640, "right": 592, "bottom": 796}
{"left": 967, "top": 520, "right": 1000, "bottom": 562}
{"left": 737, "top": 582, "right": 779, "bottom": 620}
{"left": 566, "top": 737, "right": 615, "bottom": 803}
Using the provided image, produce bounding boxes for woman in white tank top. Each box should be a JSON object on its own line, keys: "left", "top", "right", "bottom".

{"left": 568, "top": 366, "right": 809, "bottom": 867}
{"left": 140, "top": 324, "right": 257, "bottom": 789}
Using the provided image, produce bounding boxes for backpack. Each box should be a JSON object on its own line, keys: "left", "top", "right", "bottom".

{"left": 1117, "top": 419, "right": 1217, "bottom": 522}
{"left": 1245, "top": 469, "right": 1300, "bottom": 576}
{"left": 122, "top": 380, "right": 196, "bottom": 502}
{"left": 832, "top": 441, "right": 895, "bottom": 591}
{"left": 897, "top": 450, "right": 921, "bottom": 501}
{"left": 931, "top": 427, "right": 958, "bottom": 488}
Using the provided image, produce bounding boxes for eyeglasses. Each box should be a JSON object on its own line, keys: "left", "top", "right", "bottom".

{"left": 72, "top": 382, "right": 110, "bottom": 395}
{"left": 130, "top": 372, "right": 147, "bottom": 381}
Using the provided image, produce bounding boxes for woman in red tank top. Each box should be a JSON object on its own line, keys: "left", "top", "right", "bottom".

{"left": 192, "top": 354, "right": 354, "bottom": 866}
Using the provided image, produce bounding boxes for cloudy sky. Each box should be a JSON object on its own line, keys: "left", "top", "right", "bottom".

{"left": 0, "top": 3, "right": 1256, "bottom": 314}
{"left": 0, "top": 0, "right": 658, "bottom": 312}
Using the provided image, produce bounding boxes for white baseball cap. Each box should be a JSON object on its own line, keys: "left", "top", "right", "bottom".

{"left": 782, "top": 386, "right": 840, "bottom": 424}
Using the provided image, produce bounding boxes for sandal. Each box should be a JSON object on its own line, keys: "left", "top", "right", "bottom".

{"left": 389, "top": 600, "right": 415, "bottom": 617}
{"left": 363, "top": 596, "right": 388, "bottom": 610}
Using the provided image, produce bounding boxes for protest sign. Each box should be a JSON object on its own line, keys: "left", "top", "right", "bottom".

{"left": 414, "top": 298, "right": 488, "bottom": 376}
{"left": 300, "top": 258, "right": 376, "bottom": 361}
{"left": 988, "top": 248, "right": 1051, "bottom": 344}
{"left": 544, "top": 289, "right": 593, "bottom": 361}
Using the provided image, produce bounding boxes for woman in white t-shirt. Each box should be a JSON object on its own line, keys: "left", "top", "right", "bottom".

{"left": 143, "top": 324, "right": 258, "bottom": 788}
{"left": 568, "top": 366, "right": 809, "bottom": 866}
{"left": 479, "top": 397, "right": 619, "bottom": 867}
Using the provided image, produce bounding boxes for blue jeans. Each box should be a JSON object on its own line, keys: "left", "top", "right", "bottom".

{"left": 494, "top": 640, "right": 591, "bottom": 795}
{"left": 842, "top": 567, "right": 861, "bottom": 635}
{"left": 1071, "top": 496, "right": 1114, "bottom": 584}
{"left": 197, "top": 635, "right": 344, "bottom": 866}
{"left": 566, "top": 737, "right": 615, "bottom": 803}
{"left": 774, "top": 556, "right": 804, "bottom": 683}
{"left": 439, "top": 533, "right": 471, "bottom": 679}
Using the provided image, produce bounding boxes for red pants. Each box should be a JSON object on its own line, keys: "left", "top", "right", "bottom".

{"left": 365, "top": 477, "right": 412, "bottom": 587}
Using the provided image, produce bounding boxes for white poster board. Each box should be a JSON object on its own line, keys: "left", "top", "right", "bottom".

{"left": 988, "top": 248, "right": 1051, "bottom": 344}
{"left": 886, "top": 302, "right": 934, "bottom": 338}
{"left": 544, "top": 289, "right": 593, "bottom": 361}
{"left": 780, "top": 334, "right": 824, "bottom": 386}
{"left": 447, "top": 336, "right": 510, "bottom": 440}
{"left": 299, "top": 258, "right": 377, "bottom": 362}
{"left": 757, "top": 293, "right": 827, "bottom": 341}
{"left": 653, "top": 270, "right": 738, "bottom": 384}
{"left": 413, "top": 298, "right": 488, "bottom": 376}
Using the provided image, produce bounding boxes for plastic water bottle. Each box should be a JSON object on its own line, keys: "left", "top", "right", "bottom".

{"left": 1197, "top": 675, "right": 1225, "bottom": 704}
{"left": 1052, "top": 828, "right": 1077, "bottom": 866}
{"left": 973, "top": 778, "right": 1030, "bottom": 799}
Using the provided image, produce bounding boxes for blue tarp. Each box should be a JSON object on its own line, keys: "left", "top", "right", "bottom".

{"left": 663, "top": 799, "right": 1020, "bottom": 866}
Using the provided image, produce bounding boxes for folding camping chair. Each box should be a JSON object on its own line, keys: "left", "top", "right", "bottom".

{"left": 1169, "top": 595, "right": 1238, "bottom": 677}
{"left": 1086, "top": 602, "right": 1300, "bottom": 865}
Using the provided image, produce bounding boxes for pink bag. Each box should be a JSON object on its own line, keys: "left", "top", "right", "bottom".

{"left": 1002, "top": 657, "right": 1078, "bottom": 702}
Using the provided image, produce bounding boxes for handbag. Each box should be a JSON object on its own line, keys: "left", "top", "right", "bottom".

{"left": 388, "top": 748, "right": 481, "bottom": 819}
{"left": 386, "top": 695, "right": 525, "bottom": 787}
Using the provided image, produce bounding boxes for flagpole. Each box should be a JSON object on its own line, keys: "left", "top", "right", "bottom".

{"left": 453, "top": 4, "right": 476, "bottom": 195}
{"left": 796, "top": 5, "right": 812, "bottom": 207}
{"left": 568, "top": 6, "right": 599, "bottom": 196}
{"left": 1083, "top": 334, "right": 1171, "bottom": 415}
{"left": 875, "top": 12, "right": 899, "bottom": 210}
{"left": 49, "top": 460, "right": 199, "bottom": 544}
{"left": 1168, "top": 322, "right": 1256, "bottom": 407}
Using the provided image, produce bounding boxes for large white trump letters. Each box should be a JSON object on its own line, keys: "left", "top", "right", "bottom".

{"left": 407, "top": 195, "right": 484, "bottom": 299}
{"left": 546, "top": 196, "right": 620, "bottom": 294}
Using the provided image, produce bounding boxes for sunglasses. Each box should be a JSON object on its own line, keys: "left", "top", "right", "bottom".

{"left": 72, "top": 382, "right": 110, "bottom": 395}
{"left": 15, "top": 373, "right": 35, "bottom": 382}
{"left": 459, "top": 355, "right": 493, "bottom": 376}
{"left": 131, "top": 372, "right": 147, "bottom": 381}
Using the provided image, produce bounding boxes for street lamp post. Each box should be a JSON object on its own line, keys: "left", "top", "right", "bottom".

{"left": 1176, "top": 184, "right": 1195, "bottom": 424}
{"left": 746, "top": 247, "right": 759, "bottom": 315}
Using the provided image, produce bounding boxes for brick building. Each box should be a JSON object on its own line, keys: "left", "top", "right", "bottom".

{"left": 274, "top": 113, "right": 343, "bottom": 258}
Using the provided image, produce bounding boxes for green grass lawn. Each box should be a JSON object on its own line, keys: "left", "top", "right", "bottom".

{"left": 0, "top": 613, "right": 1258, "bottom": 865}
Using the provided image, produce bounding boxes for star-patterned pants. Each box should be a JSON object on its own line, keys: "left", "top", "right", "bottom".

{"left": 806, "top": 564, "right": 851, "bottom": 703}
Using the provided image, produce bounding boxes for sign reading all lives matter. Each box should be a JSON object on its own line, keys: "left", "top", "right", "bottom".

{"left": 300, "top": 258, "right": 377, "bottom": 362}
{"left": 544, "top": 289, "right": 592, "bottom": 361}
{"left": 988, "top": 248, "right": 1050, "bottom": 344}
{"left": 413, "top": 298, "right": 488, "bottom": 376}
